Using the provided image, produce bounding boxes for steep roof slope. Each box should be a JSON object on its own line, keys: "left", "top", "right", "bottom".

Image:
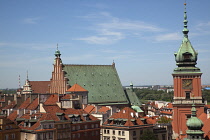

{"left": 30, "top": 81, "right": 50, "bottom": 93}
{"left": 63, "top": 64, "right": 129, "bottom": 105}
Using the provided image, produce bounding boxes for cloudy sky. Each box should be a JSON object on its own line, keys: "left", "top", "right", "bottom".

{"left": 0, "top": 0, "right": 210, "bottom": 88}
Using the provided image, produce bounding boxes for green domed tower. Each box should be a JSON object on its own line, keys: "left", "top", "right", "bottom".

{"left": 185, "top": 103, "right": 204, "bottom": 140}
{"left": 172, "top": 3, "right": 205, "bottom": 137}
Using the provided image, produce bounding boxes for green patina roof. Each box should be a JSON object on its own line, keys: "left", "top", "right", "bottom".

{"left": 131, "top": 105, "right": 143, "bottom": 113}
{"left": 63, "top": 64, "right": 129, "bottom": 105}
{"left": 125, "top": 89, "right": 142, "bottom": 106}
{"left": 186, "top": 104, "right": 204, "bottom": 131}
{"left": 173, "top": 3, "right": 200, "bottom": 74}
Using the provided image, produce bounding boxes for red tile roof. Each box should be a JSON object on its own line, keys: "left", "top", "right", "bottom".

{"left": 18, "top": 97, "right": 31, "bottom": 109}
{"left": 167, "top": 103, "right": 173, "bottom": 108}
{"left": 98, "top": 106, "right": 110, "bottom": 114}
{"left": 202, "top": 118, "right": 210, "bottom": 137}
{"left": 44, "top": 94, "right": 58, "bottom": 105}
{"left": 43, "top": 104, "right": 64, "bottom": 121}
{"left": 198, "top": 112, "right": 207, "bottom": 123}
{"left": 66, "top": 83, "right": 88, "bottom": 92}
{"left": 84, "top": 105, "right": 96, "bottom": 113}
{"left": 104, "top": 107, "right": 144, "bottom": 126}
{"left": 27, "top": 98, "right": 39, "bottom": 110}
{"left": 205, "top": 105, "right": 210, "bottom": 108}
{"left": 64, "top": 108, "right": 98, "bottom": 121}
{"left": 3, "top": 101, "right": 16, "bottom": 109}
{"left": 7, "top": 110, "right": 18, "bottom": 121}
{"left": 30, "top": 81, "right": 50, "bottom": 93}
{"left": 61, "top": 94, "right": 71, "bottom": 100}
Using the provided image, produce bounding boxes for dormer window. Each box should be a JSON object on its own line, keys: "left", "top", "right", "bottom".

{"left": 183, "top": 53, "right": 192, "bottom": 61}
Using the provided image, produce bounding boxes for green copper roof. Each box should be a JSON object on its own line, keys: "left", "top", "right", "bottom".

{"left": 131, "top": 105, "right": 143, "bottom": 113}
{"left": 63, "top": 64, "right": 129, "bottom": 105}
{"left": 125, "top": 89, "right": 142, "bottom": 106}
{"left": 174, "top": 3, "right": 200, "bottom": 73}
{"left": 55, "top": 44, "right": 61, "bottom": 57}
{"left": 186, "top": 104, "right": 204, "bottom": 130}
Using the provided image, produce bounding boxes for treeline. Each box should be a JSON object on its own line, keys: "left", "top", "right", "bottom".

{"left": 0, "top": 89, "right": 16, "bottom": 94}
{"left": 202, "top": 89, "right": 210, "bottom": 103}
{"left": 134, "top": 88, "right": 210, "bottom": 103}
{"left": 134, "top": 88, "right": 173, "bottom": 102}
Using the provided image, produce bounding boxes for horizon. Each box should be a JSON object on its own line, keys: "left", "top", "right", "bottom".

{"left": 0, "top": 0, "right": 210, "bottom": 88}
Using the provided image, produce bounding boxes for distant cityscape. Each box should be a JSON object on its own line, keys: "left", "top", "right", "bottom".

{"left": 1, "top": 2, "right": 210, "bottom": 140}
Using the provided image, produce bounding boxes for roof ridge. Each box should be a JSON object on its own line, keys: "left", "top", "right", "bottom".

{"left": 64, "top": 64, "right": 112, "bottom": 66}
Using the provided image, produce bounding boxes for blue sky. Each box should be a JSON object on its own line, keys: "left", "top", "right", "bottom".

{"left": 0, "top": 0, "right": 210, "bottom": 88}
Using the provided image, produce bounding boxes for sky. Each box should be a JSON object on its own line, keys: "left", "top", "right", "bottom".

{"left": 0, "top": 0, "right": 210, "bottom": 88}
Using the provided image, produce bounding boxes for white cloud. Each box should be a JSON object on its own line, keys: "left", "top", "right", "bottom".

{"left": 76, "top": 36, "right": 112, "bottom": 44}
{"left": 23, "top": 17, "right": 40, "bottom": 24}
{"left": 98, "top": 19, "right": 162, "bottom": 32}
{"left": 193, "top": 21, "right": 210, "bottom": 35}
{"left": 155, "top": 32, "right": 182, "bottom": 41}
{"left": 75, "top": 12, "right": 163, "bottom": 44}
{"left": 76, "top": 29, "right": 124, "bottom": 44}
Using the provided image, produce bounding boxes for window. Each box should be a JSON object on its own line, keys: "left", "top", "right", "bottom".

{"left": 11, "top": 133, "right": 15, "bottom": 139}
{"left": 162, "top": 134, "right": 166, "bottom": 140}
{"left": 92, "top": 131, "right": 95, "bottom": 136}
{"left": 49, "top": 124, "right": 52, "bottom": 128}
{"left": 113, "top": 130, "right": 115, "bottom": 135}
{"left": 43, "top": 124, "right": 47, "bottom": 129}
{"left": 107, "top": 130, "right": 110, "bottom": 134}
{"left": 104, "top": 129, "right": 106, "bottom": 134}
{"left": 37, "top": 133, "right": 41, "bottom": 139}
{"left": 72, "top": 126, "right": 75, "bottom": 131}
{"left": 91, "top": 124, "right": 94, "bottom": 128}
{"left": 5, "top": 134, "right": 9, "bottom": 140}
{"left": 95, "top": 124, "right": 99, "bottom": 128}
{"left": 118, "top": 131, "right": 121, "bottom": 135}
{"left": 140, "top": 130, "right": 143, "bottom": 135}
{"left": 133, "top": 131, "right": 136, "bottom": 136}
{"left": 43, "top": 133, "right": 47, "bottom": 139}
{"left": 85, "top": 125, "right": 87, "bottom": 129}
{"left": 49, "top": 132, "right": 53, "bottom": 139}
{"left": 186, "top": 114, "right": 191, "bottom": 119}
{"left": 186, "top": 92, "right": 190, "bottom": 99}
{"left": 122, "top": 131, "right": 125, "bottom": 136}
{"left": 77, "top": 125, "right": 80, "bottom": 130}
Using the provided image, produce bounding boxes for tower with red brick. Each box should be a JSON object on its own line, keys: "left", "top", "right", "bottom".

{"left": 49, "top": 45, "right": 69, "bottom": 94}
{"left": 172, "top": 3, "right": 205, "bottom": 138}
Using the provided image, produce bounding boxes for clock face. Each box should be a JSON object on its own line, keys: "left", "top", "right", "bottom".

{"left": 182, "top": 79, "right": 192, "bottom": 89}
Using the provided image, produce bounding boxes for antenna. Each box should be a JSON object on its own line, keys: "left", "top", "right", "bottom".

{"left": 18, "top": 75, "right": 21, "bottom": 88}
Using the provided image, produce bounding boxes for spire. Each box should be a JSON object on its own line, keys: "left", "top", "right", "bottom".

{"left": 183, "top": 3, "right": 189, "bottom": 37}
{"left": 112, "top": 60, "right": 115, "bottom": 67}
{"left": 174, "top": 2, "right": 199, "bottom": 71}
{"left": 26, "top": 70, "right": 29, "bottom": 80}
{"left": 130, "top": 82, "right": 134, "bottom": 92}
{"left": 55, "top": 43, "right": 61, "bottom": 58}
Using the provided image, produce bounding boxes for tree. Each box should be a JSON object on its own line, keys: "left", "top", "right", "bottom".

{"left": 140, "top": 130, "right": 158, "bottom": 140}
{"left": 157, "top": 116, "right": 172, "bottom": 124}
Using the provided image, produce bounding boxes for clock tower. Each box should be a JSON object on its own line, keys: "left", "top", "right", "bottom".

{"left": 172, "top": 3, "right": 205, "bottom": 138}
